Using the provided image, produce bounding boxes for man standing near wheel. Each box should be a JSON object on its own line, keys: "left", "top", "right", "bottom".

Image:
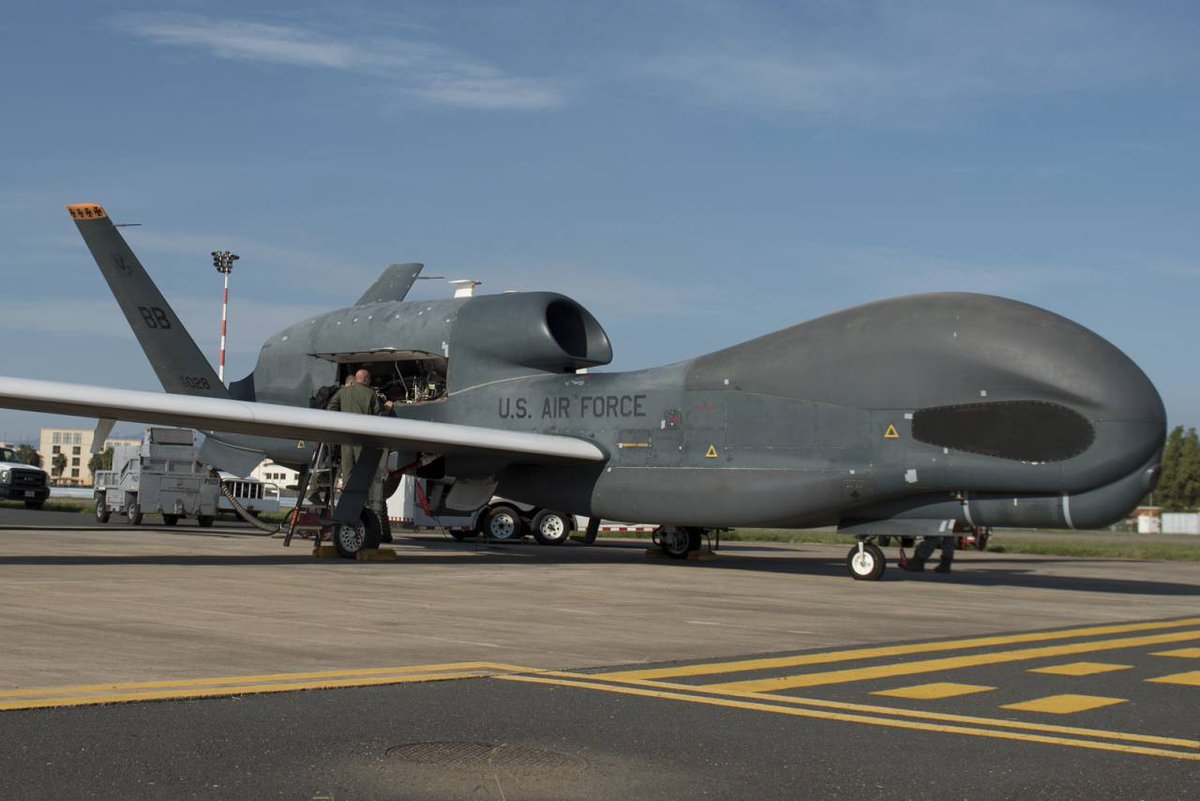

{"left": 904, "top": 535, "right": 956, "bottom": 573}
{"left": 326, "top": 369, "right": 393, "bottom": 485}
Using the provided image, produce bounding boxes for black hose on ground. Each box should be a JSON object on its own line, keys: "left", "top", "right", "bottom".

{"left": 215, "top": 474, "right": 285, "bottom": 534}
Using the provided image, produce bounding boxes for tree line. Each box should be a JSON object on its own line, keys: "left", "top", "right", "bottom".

{"left": 1156, "top": 426, "right": 1200, "bottom": 511}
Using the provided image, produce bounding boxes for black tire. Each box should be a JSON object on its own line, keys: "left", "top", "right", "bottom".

{"left": 877, "top": 536, "right": 892, "bottom": 548}
{"left": 531, "top": 510, "right": 571, "bottom": 545}
{"left": 333, "top": 507, "right": 383, "bottom": 559}
{"left": 24, "top": 500, "right": 45, "bottom": 510}
{"left": 661, "top": 527, "right": 701, "bottom": 560}
{"left": 847, "top": 542, "right": 886, "bottom": 581}
{"left": 162, "top": 514, "right": 179, "bottom": 526}
{"left": 196, "top": 515, "right": 214, "bottom": 528}
{"left": 579, "top": 516, "right": 600, "bottom": 545}
{"left": 481, "top": 504, "right": 524, "bottom": 542}
{"left": 900, "top": 537, "right": 916, "bottom": 548}
{"left": 94, "top": 495, "right": 110, "bottom": 523}
{"left": 126, "top": 504, "right": 142, "bottom": 526}
{"left": 379, "top": 513, "right": 393, "bottom": 544}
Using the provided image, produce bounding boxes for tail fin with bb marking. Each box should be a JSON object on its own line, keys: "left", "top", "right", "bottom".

{"left": 67, "top": 203, "right": 229, "bottom": 398}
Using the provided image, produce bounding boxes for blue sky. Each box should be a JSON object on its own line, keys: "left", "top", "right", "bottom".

{"left": 1, "top": 1, "right": 1197, "bottom": 442}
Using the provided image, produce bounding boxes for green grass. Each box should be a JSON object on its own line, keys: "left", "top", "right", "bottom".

{"left": 982, "top": 538, "right": 1200, "bottom": 561}
{"left": 7, "top": 503, "right": 1198, "bottom": 561}
{"left": 600, "top": 527, "right": 1200, "bottom": 561}
{"left": 0, "top": 499, "right": 92, "bottom": 514}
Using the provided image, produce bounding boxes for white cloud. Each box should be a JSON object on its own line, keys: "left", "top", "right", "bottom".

{"left": 639, "top": 1, "right": 1182, "bottom": 118}
{"left": 121, "top": 227, "right": 377, "bottom": 295}
{"left": 114, "top": 13, "right": 564, "bottom": 111}
{"left": 0, "top": 295, "right": 328, "bottom": 356}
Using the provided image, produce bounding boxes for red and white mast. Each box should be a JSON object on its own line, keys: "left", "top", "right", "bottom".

{"left": 211, "top": 251, "right": 239, "bottom": 384}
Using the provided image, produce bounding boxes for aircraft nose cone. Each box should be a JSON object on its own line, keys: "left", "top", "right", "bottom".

{"left": 946, "top": 294, "right": 1166, "bottom": 486}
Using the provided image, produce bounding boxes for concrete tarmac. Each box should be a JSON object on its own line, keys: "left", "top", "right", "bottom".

{"left": 0, "top": 523, "right": 1197, "bottom": 688}
{"left": 1, "top": 518, "right": 1197, "bottom": 799}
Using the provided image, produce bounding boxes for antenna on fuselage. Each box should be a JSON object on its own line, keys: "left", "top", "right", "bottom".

{"left": 448, "top": 279, "right": 482, "bottom": 298}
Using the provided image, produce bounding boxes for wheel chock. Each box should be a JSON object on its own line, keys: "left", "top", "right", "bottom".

{"left": 312, "top": 545, "right": 340, "bottom": 559}
{"left": 688, "top": 550, "right": 718, "bottom": 562}
{"left": 356, "top": 547, "right": 397, "bottom": 562}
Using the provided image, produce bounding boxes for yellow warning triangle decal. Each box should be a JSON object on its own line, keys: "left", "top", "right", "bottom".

{"left": 884, "top": 424, "right": 899, "bottom": 440}
{"left": 296, "top": 440, "right": 306, "bottom": 448}
{"left": 705, "top": 444, "right": 719, "bottom": 458}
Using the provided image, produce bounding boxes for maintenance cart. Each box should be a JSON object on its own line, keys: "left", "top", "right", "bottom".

{"left": 93, "top": 428, "right": 220, "bottom": 526}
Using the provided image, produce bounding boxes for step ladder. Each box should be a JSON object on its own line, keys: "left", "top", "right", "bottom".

{"left": 284, "top": 442, "right": 337, "bottom": 547}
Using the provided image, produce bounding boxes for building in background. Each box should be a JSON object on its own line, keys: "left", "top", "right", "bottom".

{"left": 251, "top": 459, "right": 299, "bottom": 493}
{"left": 37, "top": 428, "right": 141, "bottom": 486}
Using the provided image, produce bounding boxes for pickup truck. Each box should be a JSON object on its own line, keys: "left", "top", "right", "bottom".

{"left": 0, "top": 446, "right": 50, "bottom": 508}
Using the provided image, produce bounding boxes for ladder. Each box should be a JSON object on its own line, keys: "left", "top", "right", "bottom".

{"left": 283, "top": 442, "right": 338, "bottom": 547}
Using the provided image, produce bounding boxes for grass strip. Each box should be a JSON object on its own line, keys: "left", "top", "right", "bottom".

{"left": 597, "top": 528, "right": 1200, "bottom": 561}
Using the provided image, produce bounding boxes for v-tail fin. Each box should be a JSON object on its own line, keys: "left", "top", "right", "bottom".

{"left": 67, "top": 203, "right": 229, "bottom": 399}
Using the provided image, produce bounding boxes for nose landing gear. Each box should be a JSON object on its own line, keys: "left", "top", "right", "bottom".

{"left": 846, "top": 540, "right": 886, "bottom": 581}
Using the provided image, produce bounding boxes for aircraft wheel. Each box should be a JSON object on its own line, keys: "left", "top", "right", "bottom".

{"left": 481, "top": 504, "right": 524, "bottom": 542}
{"left": 531, "top": 510, "right": 571, "bottom": 545}
{"left": 847, "top": 542, "right": 886, "bottom": 581}
{"left": 333, "top": 507, "right": 383, "bottom": 559}
{"left": 94, "top": 495, "right": 110, "bottom": 523}
{"left": 197, "top": 515, "right": 214, "bottom": 528}
{"left": 661, "top": 527, "right": 701, "bottom": 559}
{"left": 162, "top": 514, "right": 179, "bottom": 526}
{"left": 126, "top": 504, "right": 143, "bottom": 525}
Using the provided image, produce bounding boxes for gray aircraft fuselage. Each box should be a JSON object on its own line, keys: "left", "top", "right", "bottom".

{"left": 221, "top": 289, "right": 1165, "bottom": 533}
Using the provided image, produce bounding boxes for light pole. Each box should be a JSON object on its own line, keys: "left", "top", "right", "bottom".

{"left": 211, "top": 251, "right": 240, "bottom": 384}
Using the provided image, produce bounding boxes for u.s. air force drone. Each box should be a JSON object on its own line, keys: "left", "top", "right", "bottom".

{"left": 0, "top": 203, "right": 1166, "bottom": 579}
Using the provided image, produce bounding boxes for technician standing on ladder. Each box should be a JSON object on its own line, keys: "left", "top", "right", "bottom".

{"left": 326, "top": 369, "right": 394, "bottom": 485}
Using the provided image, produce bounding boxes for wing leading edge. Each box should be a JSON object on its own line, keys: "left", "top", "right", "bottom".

{"left": 0, "top": 376, "right": 606, "bottom": 464}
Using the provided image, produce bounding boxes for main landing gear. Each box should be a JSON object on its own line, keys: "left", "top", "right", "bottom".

{"left": 654, "top": 526, "right": 707, "bottom": 559}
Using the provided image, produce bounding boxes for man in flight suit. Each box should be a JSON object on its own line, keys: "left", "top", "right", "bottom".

{"left": 904, "top": 534, "right": 956, "bottom": 573}
{"left": 327, "top": 369, "right": 393, "bottom": 484}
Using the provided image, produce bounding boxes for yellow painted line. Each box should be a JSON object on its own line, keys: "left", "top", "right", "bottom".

{"left": 1002, "top": 694, "right": 1127, "bottom": 715}
{"left": 1147, "top": 671, "right": 1200, "bottom": 687}
{"left": 0, "top": 670, "right": 501, "bottom": 712}
{"left": 601, "top": 617, "right": 1200, "bottom": 681}
{"left": 1152, "top": 648, "right": 1200, "bottom": 659}
{"left": 705, "top": 630, "right": 1200, "bottom": 693}
{"left": 1030, "top": 662, "right": 1132, "bottom": 677}
{"left": 872, "top": 682, "right": 995, "bottom": 700}
{"left": 497, "top": 674, "right": 1199, "bottom": 761}
{"left": 568, "top": 673, "right": 1200, "bottom": 751}
{"left": 0, "top": 662, "right": 531, "bottom": 701}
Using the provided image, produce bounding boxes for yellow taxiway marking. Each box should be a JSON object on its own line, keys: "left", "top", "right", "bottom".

{"left": 565, "top": 672, "right": 1200, "bottom": 751}
{"left": 0, "top": 662, "right": 532, "bottom": 701}
{"left": 872, "top": 682, "right": 995, "bottom": 700}
{"left": 1002, "top": 694, "right": 1127, "bottom": 715}
{"left": 0, "top": 662, "right": 534, "bottom": 712}
{"left": 1030, "top": 662, "right": 1133, "bottom": 677}
{"left": 601, "top": 617, "right": 1200, "bottom": 681}
{"left": 1152, "top": 648, "right": 1200, "bottom": 659}
{"left": 497, "top": 674, "right": 1198, "bottom": 761}
{"left": 1146, "top": 671, "right": 1200, "bottom": 687}
{"left": 704, "top": 630, "right": 1200, "bottom": 693}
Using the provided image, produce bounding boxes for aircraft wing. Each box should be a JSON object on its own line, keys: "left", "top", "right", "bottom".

{"left": 0, "top": 377, "right": 606, "bottom": 464}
